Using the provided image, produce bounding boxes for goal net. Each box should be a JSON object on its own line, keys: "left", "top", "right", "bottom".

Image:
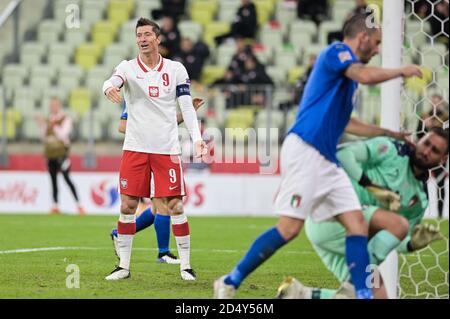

{"left": 397, "top": 0, "right": 449, "bottom": 299}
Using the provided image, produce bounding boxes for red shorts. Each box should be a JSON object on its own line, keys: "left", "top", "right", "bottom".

{"left": 119, "top": 151, "right": 186, "bottom": 198}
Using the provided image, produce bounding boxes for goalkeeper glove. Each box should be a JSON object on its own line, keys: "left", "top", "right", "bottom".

{"left": 366, "top": 185, "right": 401, "bottom": 212}
{"left": 409, "top": 224, "right": 445, "bottom": 251}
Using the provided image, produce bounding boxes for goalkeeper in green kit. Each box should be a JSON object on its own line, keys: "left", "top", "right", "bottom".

{"left": 277, "top": 127, "right": 448, "bottom": 299}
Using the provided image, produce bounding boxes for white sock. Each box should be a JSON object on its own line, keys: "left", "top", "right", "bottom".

{"left": 118, "top": 214, "right": 136, "bottom": 271}
{"left": 171, "top": 213, "right": 191, "bottom": 270}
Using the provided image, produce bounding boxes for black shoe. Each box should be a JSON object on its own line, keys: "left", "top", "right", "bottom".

{"left": 105, "top": 266, "right": 131, "bottom": 280}
{"left": 181, "top": 268, "right": 197, "bottom": 281}
{"left": 157, "top": 251, "right": 181, "bottom": 264}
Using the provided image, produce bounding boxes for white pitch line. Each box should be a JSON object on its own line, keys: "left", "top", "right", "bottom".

{"left": 0, "top": 246, "right": 315, "bottom": 255}
{"left": 0, "top": 246, "right": 438, "bottom": 258}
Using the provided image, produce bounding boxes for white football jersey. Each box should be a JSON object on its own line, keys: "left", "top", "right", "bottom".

{"left": 111, "top": 55, "right": 191, "bottom": 154}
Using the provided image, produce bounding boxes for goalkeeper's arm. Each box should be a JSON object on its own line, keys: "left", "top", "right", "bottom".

{"left": 337, "top": 142, "right": 401, "bottom": 211}
{"left": 337, "top": 141, "right": 373, "bottom": 185}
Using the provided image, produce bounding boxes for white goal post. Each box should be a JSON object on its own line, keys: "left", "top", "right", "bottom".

{"left": 378, "top": 0, "right": 449, "bottom": 299}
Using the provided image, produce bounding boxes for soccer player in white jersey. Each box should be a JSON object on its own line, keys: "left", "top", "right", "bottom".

{"left": 102, "top": 18, "right": 207, "bottom": 281}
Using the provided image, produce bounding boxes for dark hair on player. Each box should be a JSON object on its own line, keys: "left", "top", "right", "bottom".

{"left": 135, "top": 18, "right": 161, "bottom": 37}
{"left": 428, "top": 127, "right": 449, "bottom": 153}
{"left": 343, "top": 13, "right": 379, "bottom": 39}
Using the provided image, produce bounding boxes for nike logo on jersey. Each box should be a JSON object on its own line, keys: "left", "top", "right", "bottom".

{"left": 169, "top": 186, "right": 178, "bottom": 190}
{"left": 136, "top": 75, "right": 144, "bottom": 79}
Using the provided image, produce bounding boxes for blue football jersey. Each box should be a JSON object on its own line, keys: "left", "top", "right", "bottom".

{"left": 289, "top": 42, "right": 360, "bottom": 164}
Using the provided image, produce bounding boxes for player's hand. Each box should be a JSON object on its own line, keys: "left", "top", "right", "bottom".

{"left": 387, "top": 130, "right": 416, "bottom": 147}
{"left": 194, "top": 140, "right": 208, "bottom": 159}
{"left": 366, "top": 185, "right": 401, "bottom": 212}
{"left": 400, "top": 65, "right": 423, "bottom": 79}
{"left": 106, "top": 87, "right": 122, "bottom": 104}
{"left": 410, "top": 224, "right": 445, "bottom": 251}
{"left": 192, "top": 98, "right": 205, "bottom": 111}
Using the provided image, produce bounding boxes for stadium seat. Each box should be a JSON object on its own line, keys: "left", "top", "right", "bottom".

{"left": 69, "top": 88, "right": 91, "bottom": 117}
{"left": 254, "top": 108, "right": 285, "bottom": 131}
{"left": 274, "top": 48, "right": 298, "bottom": 73}
{"left": 92, "top": 20, "right": 118, "bottom": 49}
{"left": 190, "top": 7, "right": 215, "bottom": 28}
{"left": 48, "top": 43, "right": 73, "bottom": 68}
{"left": 287, "top": 66, "right": 306, "bottom": 84}
{"left": 178, "top": 21, "right": 203, "bottom": 43}
{"left": 216, "top": 43, "right": 236, "bottom": 67}
{"left": 303, "top": 45, "right": 324, "bottom": 63}
{"left": 201, "top": 65, "right": 226, "bottom": 85}
{"left": 254, "top": 0, "right": 274, "bottom": 26}
{"left": 2, "top": 64, "right": 28, "bottom": 99}
{"left": 225, "top": 107, "right": 257, "bottom": 141}
{"left": 190, "top": 0, "right": 218, "bottom": 17}
{"left": 332, "top": 6, "right": 351, "bottom": 24}
{"left": 20, "top": 42, "right": 46, "bottom": 67}
{"left": 63, "top": 23, "right": 90, "bottom": 50}
{"left": 28, "top": 65, "right": 56, "bottom": 99}
{"left": 58, "top": 65, "right": 85, "bottom": 92}
{"left": 21, "top": 115, "right": 42, "bottom": 141}
{"left": 289, "top": 32, "right": 312, "bottom": 53}
{"left": 318, "top": 21, "right": 342, "bottom": 46}
{"left": 81, "top": 1, "right": 106, "bottom": 28}
{"left": 203, "top": 22, "right": 230, "bottom": 47}
{"left": 108, "top": 0, "right": 133, "bottom": 29}
{"left": 12, "top": 87, "right": 37, "bottom": 114}
{"left": 79, "top": 109, "right": 103, "bottom": 141}
{"left": 38, "top": 19, "right": 63, "bottom": 45}
{"left": 266, "top": 66, "right": 287, "bottom": 85}
{"left": 102, "top": 43, "right": 130, "bottom": 71}
{"left": 260, "top": 29, "right": 283, "bottom": 55}
{"left": 98, "top": 98, "right": 124, "bottom": 124}
{"left": 134, "top": 0, "right": 161, "bottom": 18}
{"left": 290, "top": 20, "right": 317, "bottom": 43}
{"left": 253, "top": 44, "right": 270, "bottom": 64}
{"left": 0, "top": 108, "right": 21, "bottom": 140}
{"left": 275, "top": 1, "right": 298, "bottom": 26}
{"left": 75, "top": 42, "right": 103, "bottom": 70}
{"left": 119, "top": 21, "right": 138, "bottom": 48}
{"left": 107, "top": 120, "right": 125, "bottom": 141}
{"left": 272, "top": 88, "right": 293, "bottom": 108}
{"left": 218, "top": 5, "right": 238, "bottom": 23}
{"left": 86, "top": 66, "right": 113, "bottom": 101}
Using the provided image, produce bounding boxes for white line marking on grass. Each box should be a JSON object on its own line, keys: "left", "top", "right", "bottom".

{"left": 0, "top": 247, "right": 437, "bottom": 258}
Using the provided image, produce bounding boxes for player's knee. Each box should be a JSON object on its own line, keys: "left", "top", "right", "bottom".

{"left": 392, "top": 215, "right": 409, "bottom": 240}
{"left": 277, "top": 220, "right": 302, "bottom": 241}
{"left": 168, "top": 198, "right": 184, "bottom": 215}
{"left": 121, "top": 200, "right": 138, "bottom": 214}
{"left": 344, "top": 212, "right": 368, "bottom": 236}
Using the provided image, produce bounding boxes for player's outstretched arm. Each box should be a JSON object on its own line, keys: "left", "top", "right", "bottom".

{"left": 176, "top": 98, "right": 205, "bottom": 125}
{"left": 345, "top": 118, "right": 414, "bottom": 146}
{"left": 102, "top": 62, "right": 127, "bottom": 104}
{"left": 344, "top": 63, "right": 423, "bottom": 85}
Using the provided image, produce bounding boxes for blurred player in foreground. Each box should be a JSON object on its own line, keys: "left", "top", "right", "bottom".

{"left": 110, "top": 98, "right": 205, "bottom": 264}
{"left": 102, "top": 18, "right": 207, "bottom": 281}
{"left": 277, "top": 128, "right": 448, "bottom": 299}
{"left": 36, "top": 96, "right": 85, "bottom": 215}
{"left": 214, "top": 13, "right": 423, "bottom": 299}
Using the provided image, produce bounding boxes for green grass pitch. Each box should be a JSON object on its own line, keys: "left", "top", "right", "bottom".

{"left": 0, "top": 215, "right": 447, "bottom": 298}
